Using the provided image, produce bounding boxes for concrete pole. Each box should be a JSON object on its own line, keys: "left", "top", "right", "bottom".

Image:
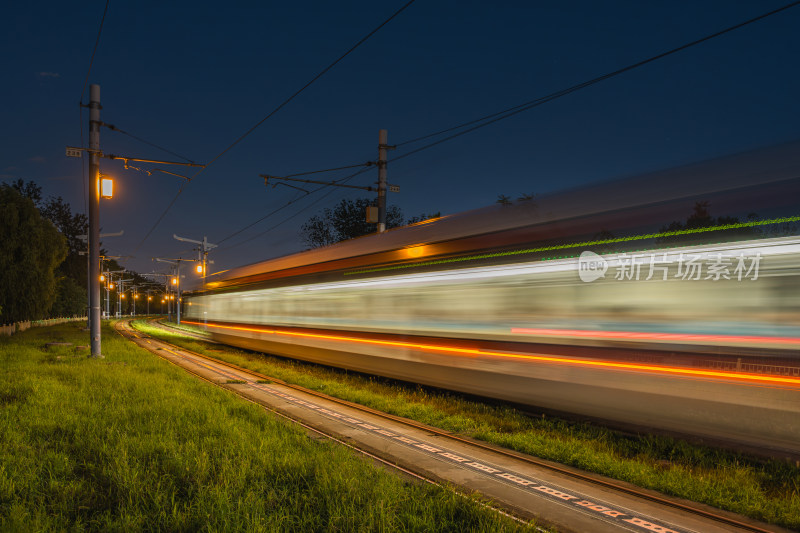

{"left": 88, "top": 84, "right": 102, "bottom": 357}
{"left": 377, "top": 129, "right": 388, "bottom": 233}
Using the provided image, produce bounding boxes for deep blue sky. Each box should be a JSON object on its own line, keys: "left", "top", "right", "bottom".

{"left": 3, "top": 1, "right": 799, "bottom": 275}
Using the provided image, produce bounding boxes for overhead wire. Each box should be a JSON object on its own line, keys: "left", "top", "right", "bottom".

{"left": 217, "top": 164, "right": 373, "bottom": 245}
{"left": 78, "top": 0, "right": 110, "bottom": 215}
{"left": 218, "top": 0, "right": 800, "bottom": 250}
{"left": 391, "top": 0, "right": 800, "bottom": 162}
{"left": 134, "top": 0, "right": 417, "bottom": 253}
{"left": 216, "top": 166, "right": 373, "bottom": 251}
{"left": 278, "top": 161, "right": 375, "bottom": 179}
{"left": 101, "top": 122, "right": 197, "bottom": 163}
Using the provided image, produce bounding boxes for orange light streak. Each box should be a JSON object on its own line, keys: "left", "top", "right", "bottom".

{"left": 183, "top": 320, "right": 800, "bottom": 387}
{"left": 511, "top": 327, "right": 800, "bottom": 346}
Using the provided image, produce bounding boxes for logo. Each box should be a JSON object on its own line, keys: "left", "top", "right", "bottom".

{"left": 578, "top": 251, "right": 608, "bottom": 282}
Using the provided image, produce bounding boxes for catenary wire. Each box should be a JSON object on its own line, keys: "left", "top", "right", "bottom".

{"left": 101, "top": 122, "right": 197, "bottom": 163}
{"left": 134, "top": 0, "right": 416, "bottom": 253}
{"left": 217, "top": 0, "right": 800, "bottom": 246}
{"left": 78, "top": 0, "right": 111, "bottom": 215}
{"left": 278, "top": 161, "right": 375, "bottom": 179}
{"left": 216, "top": 166, "right": 373, "bottom": 251}
{"left": 392, "top": 0, "right": 800, "bottom": 156}
{"left": 217, "top": 166, "right": 373, "bottom": 248}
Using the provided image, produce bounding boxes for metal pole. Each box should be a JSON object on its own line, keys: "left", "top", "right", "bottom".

{"left": 377, "top": 129, "right": 388, "bottom": 233}
{"left": 203, "top": 239, "right": 208, "bottom": 326}
{"left": 88, "top": 84, "right": 102, "bottom": 357}
{"left": 176, "top": 261, "right": 181, "bottom": 325}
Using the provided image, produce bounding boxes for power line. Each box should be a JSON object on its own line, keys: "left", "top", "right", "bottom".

{"left": 79, "top": 0, "right": 110, "bottom": 105}
{"left": 195, "top": 0, "right": 416, "bottom": 177}
{"left": 78, "top": 0, "right": 110, "bottom": 215}
{"left": 135, "top": 0, "right": 416, "bottom": 252}
{"left": 280, "top": 161, "right": 375, "bottom": 179}
{"left": 210, "top": 1, "right": 800, "bottom": 255}
{"left": 102, "top": 122, "right": 197, "bottom": 163}
{"left": 217, "top": 166, "right": 373, "bottom": 251}
{"left": 392, "top": 0, "right": 800, "bottom": 160}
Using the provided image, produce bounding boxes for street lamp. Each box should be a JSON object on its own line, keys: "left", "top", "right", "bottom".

{"left": 99, "top": 176, "right": 114, "bottom": 199}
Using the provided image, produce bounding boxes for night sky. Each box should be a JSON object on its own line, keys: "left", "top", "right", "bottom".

{"left": 3, "top": 1, "right": 799, "bottom": 276}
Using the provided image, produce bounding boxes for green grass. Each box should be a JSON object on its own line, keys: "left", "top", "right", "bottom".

{"left": 133, "top": 320, "right": 800, "bottom": 530}
{"left": 0, "top": 322, "right": 535, "bottom": 532}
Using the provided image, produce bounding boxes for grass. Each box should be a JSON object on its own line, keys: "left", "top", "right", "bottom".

{"left": 0, "top": 322, "right": 536, "bottom": 532}
{"left": 139, "top": 319, "right": 800, "bottom": 530}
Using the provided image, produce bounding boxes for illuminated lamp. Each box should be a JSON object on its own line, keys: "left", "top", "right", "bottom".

{"left": 98, "top": 177, "right": 113, "bottom": 199}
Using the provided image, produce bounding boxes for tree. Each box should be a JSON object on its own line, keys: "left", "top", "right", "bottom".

{"left": 0, "top": 185, "right": 67, "bottom": 322}
{"left": 10, "top": 179, "right": 42, "bottom": 205}
{"left": 300, "top": 198, "right": 405, "bottom": 248}
{"left": 49, "top": 277, "right": 87, "bottom": 317}
{"left": 41, "top": 195, "right": 88, "bottom": 288}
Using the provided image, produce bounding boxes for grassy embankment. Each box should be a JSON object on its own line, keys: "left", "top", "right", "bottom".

{"left": 141, "top": 319, "right": 800, "bottom": 530}
{"left": 0, "top": 322, "right": 535, "bottom": 532}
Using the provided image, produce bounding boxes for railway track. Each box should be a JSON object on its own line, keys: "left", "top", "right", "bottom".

{"left": 117, "top": 318, "right": 789, "bottom": 533}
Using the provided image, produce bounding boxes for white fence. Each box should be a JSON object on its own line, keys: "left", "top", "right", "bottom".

{"left": 0, "top": 316, "right": 87, "bottom": 337}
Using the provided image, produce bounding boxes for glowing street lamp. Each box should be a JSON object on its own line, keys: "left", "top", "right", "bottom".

{"left": 99, "top": 176, "right": 114, "bottom": 199}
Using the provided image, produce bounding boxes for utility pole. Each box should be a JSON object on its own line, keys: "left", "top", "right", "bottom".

{"left": 88, "top": 84, "right": 102, "bottom": 357}
{"left": 261, "top": 129, "right": 398, "bottom": 234}
{"left": 377, "top": 129, "right": 388, "bottom": 233}
{"left": 79, "top": 237, "right": 123, "bottom": 324}
{"left": 155, "top": 258, "right": 184, "bottom": 324}
{"left": 116, "top": 278, "right": 133, "bottom": 317}
{"left": 174, "top": 234, "right": 216, "bottom": 325}
{"left": 131, "top": 286, "right": 137, "bottom": 317}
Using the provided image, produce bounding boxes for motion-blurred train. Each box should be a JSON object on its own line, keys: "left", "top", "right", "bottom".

{"left": 185, "top": 147, "right": 800, "bottom": 457}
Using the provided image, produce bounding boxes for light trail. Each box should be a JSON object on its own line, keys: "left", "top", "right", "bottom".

{"left": 184, "top": 320, "right": 800, "bottom": 387}
{"left": 511, "top": 327, "right": 800, "bottom": 346}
